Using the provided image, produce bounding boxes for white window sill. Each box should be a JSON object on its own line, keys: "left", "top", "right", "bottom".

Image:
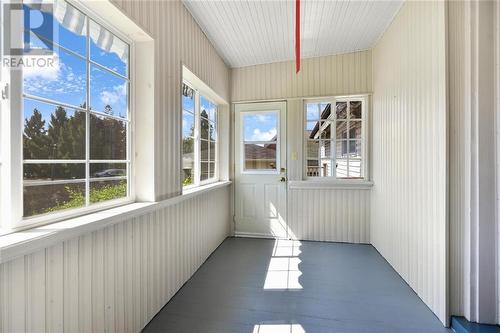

{"left": 182, "top": 180, "right": 232, "bottom": 196}
{"left": 288, "top": 180, "right": 374, "bottom": 190}
{"left": 0, "top": 180, "right": 232, "bottom": 264}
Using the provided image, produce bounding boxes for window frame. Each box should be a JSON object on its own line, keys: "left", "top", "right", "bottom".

{"left": 182, "top": 80, "right": 219, "bottom": 189}
{"left": 303, "top": 95, "right": 368, "bottom": 181}
{"left": 2, "top": 0, "right": 136, "bottom": 231}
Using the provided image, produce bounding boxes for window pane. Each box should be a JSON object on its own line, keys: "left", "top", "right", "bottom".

{"left": 90, "top": 20, "right": 128, "bottom": 77}
{"left": 243, "top": 113, "right": 277, "bottom": 142}
{"left": 24, "top": 43, "right": 86, "bottom": 108}
{"left": 306, "top": 103, "right": 330, "bottom": 120}
{"left": 336, "top": 121, "right": 348, "bottom": 140}
{"left": 200, "top": 96, "right": 216, "bottom": 120}
{"left": 24, "top": 2, "right": 87, "bottom": 56}
{"left": 182, "top": 84, "right": 195, "bottom": 113}
{"left": 350, "top": 101, "right": 362, "bottom": 119}
{"left": 90, "top": 114, "right": 127, "bottom": 160}
{"left": 90, "top": 65, "right": 128, "bottom": 118}
{"left": 336, "top": 140, "right": 348, "bottom": 157}
{"left": 210, "top": 141, "right": 216, "bottom": 160}
{"left": 90, "top": 179, "right": 127, "bottom": 204}
{"left": 336, "top": 158, "right": 348, "bottom": 178}
{"left": 201, "top": 162, "right": 209, "bottom": 181}
{"left": 209, "top": 162, "right": 216, "bottom": 178}
{"left": 90, "top": 163, "right": 126, "bottom": 178}
{"left": 320, "top": 159, "right": 333, "bottom": 177}
{"left": 209, "top": 121, "right": 217, "bottom": 141}
{"left": 182, "top": 110, "right": 195, "bottom": 138}
{"left": 24, "top": 163, "right": 85, "bottom": 181}
{"left": 306, "top": 140, "right": 319, "bottom": 159}
{"left": 24, "top": 163, "right": 86, "bottom": 216}
{"left": 182, "top": 137, "right": 194, "bottom": 186}
{"left": 306, "top": 121, "right": 319, "bottom": 139}
{"left": 182, "top": 168, "right": 193, "bottom": 187}
{"left": 349, "top": 121, "right": 362, "bottom": 139}
{"left": 319, "top": 122, "right": 332, "bottom": 140}
{"left": 201, "top": 139, "right": 209, "bottom": 161}
{"left": 336, "top": 102, "right": 347, "bottom": 119}
{"left": 349, "top": 140, "right": 362, "bottom": 158}
{"left": 23, "top": 98, "right": 85, "bottom": 160}
{"left": 319, "top": 140, "right": 333, "bottom": 159}
{"left": 244, "top": 143, "right": 276, "bottom": 170}
{"left": 306, "top": 159, "right": 320, "bottom": 177}
{"left": 306, "top": 103, "right": 319, "bottom": 120}
{"left": 200, "top": 117, "right": 209, "bottom": 140}
{"left": 348, "top": 159, "right": 362, "bottom": 178}
{"left": 24, "top": 182, "right": 85, "bottom": 217}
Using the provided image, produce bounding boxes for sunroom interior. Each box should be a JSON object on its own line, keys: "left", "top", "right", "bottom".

{"left": 0, "top": 0, "right": 499, "bottom": 332}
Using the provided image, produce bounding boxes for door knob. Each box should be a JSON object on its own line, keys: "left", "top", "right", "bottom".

{"left": 280, "top": 177, "right": 287, "bottom": 182}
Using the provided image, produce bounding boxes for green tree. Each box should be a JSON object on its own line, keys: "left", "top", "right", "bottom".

{"left": 23, "top": 108, "right": 49, "bottom": 178}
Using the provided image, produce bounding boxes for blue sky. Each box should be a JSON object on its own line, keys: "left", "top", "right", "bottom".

{"left": 23, "top": 4, "right": 128, "bottom": 125}
{"left": 182, "top": 94, "right": 217, "bottom": 138}
{"left": 243, "top": 113, "right": 277, "bottom": 142}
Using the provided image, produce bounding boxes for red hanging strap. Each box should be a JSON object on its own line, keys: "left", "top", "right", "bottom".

{"left": 295, "top": 0, "right": 300, "bottom": 73}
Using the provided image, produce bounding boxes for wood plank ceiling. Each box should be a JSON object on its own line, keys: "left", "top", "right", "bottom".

{"left": 182, "top": 0, "right": 404, "bottom": 68}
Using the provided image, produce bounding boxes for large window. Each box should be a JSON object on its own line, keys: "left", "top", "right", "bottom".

{"left": 305, "top": 97, "right": 366, "bottom": 179}
{"left": 182, "top": 82, "right": 218, "bottom": 187}
{"left": 21, "top": 1, "right": 131, "bottom": 219}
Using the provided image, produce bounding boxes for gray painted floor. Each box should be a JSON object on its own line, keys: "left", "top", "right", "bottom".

{"left": 143, "top": 238, "right": 451, "bottom": 333}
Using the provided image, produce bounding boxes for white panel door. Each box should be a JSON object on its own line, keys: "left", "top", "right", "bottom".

{"left": 234, "top": 102, "right": 287, "bottom": 238}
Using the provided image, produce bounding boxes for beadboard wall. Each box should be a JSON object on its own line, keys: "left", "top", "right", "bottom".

{"left": 448, "top": 0, "right": 470, "bottom": 318}
{"left": 371, "top": 0, "right": 448, "bottom": 325}
{"left": 0, "top": 186, "right": 231, "bottom": 333}
{"left": 232, "top": 57, "right": 372, "bottom": 244}
{"left": 231, "top": 50, "right": 372, "bottom": 102}
{"left": 111, "top": 0, "right": 231, "bottom": 200}
{"left": 0, "top": 1, "right": 233, "bottom": 332}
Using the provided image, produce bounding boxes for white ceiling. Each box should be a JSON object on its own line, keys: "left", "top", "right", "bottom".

{"left": 182, "top": 0, "right": 404, "bottom": 68}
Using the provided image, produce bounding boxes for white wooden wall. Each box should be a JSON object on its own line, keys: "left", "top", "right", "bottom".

{"left": 0, "top": 186, "right": 231, "bottom": 333}
{"left": 232, "top": 57, "right": 372, "bottom": 243}
{"left": 448, "top": 0, "right": 469, "bottom": 318}
{"left": 111, "top": 0, "right": 231, "bottom": 200}
{"left": 371, "top": 1, "right": 448, "bottom": 325}
{"left": 231, "top": 50, "right": 372, "bottom": 102}
{"left": 288, "top": 188, "right": 370, "bottom": 243}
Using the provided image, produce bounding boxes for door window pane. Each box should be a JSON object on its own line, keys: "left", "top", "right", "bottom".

{"left": 244, "top": 143, "right": 277, "bottom": 170}
{"left": 243, "top": 113, "right": 278, "bottom": 142}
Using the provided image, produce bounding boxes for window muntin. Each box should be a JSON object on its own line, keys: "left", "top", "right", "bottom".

{"left": 182, "top": 83, "right": 218, "bottom": 187}
{"left": 304, "top": 98, "right": 365, "bottom": 179}
{"left": 22, "top": 1, "right": 131, "bottom": 219}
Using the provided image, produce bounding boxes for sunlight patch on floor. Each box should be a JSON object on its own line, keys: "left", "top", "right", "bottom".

{"left": 263, "top": 239, "right": 303, "bottom": 290}
{"left": 252, "top": 324, "right": 306, "bottom": 333}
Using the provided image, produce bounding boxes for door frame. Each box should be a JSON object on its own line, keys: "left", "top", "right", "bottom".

{"left": 233, "top": 101, "right": 288, "bottom": 239}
